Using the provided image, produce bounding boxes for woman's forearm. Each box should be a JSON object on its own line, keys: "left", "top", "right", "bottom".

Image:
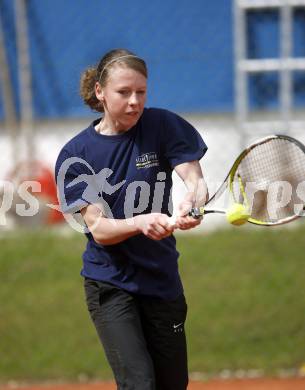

{"left": 89, "top": 217, "right": 140, "bottom": 245}
{"left": 81, "top": 205, "right": 174, "bottom": 245}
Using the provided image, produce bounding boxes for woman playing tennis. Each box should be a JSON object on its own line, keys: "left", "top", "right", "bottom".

{"left": 55, "top": 48, "right": 208, "bottom": 390}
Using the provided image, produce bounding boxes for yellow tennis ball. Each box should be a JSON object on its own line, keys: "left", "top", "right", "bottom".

{"left": 226, "top": 203, "right": 250, "bottom": 226}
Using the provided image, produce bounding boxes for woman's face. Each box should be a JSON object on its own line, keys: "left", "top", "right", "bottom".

{"left": 96, "top": 65, "right": 147, "bottom": 132}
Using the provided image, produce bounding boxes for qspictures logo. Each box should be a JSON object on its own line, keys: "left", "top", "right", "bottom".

{"left": 136, "top": 152, "right": 159, "bottom": 169}
{"left": 2, "top": 156, "right": 305, "bottom": 232}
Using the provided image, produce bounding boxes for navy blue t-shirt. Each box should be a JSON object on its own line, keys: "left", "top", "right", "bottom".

{"left": 55, "top": 108, "right": 207, "bottom": 299}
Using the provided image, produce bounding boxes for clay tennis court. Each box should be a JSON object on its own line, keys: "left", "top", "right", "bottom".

{"left": 2, "top": 377, "right": 305, "bottom": 390}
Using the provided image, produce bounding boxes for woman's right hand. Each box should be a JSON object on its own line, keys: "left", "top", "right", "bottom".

{"left": 133, "top": 213, "right": 175, "bottom": 240}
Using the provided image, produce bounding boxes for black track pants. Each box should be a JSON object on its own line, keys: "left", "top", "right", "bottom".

{"left": 84, "top": 278, "right": 188, "bottom": 390}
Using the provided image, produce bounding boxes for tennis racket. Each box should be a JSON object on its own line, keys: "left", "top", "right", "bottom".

{"left": 189, "top": 135, "right": 305, "bottom": 226}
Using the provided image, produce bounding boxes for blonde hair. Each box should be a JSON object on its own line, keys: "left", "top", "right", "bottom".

{"left": 80, "top": 49, "right": 148, "bottom": 113}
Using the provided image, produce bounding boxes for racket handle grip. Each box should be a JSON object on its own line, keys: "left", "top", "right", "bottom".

{"left": 188, "top": 207, "right": 205, "bottom": 219}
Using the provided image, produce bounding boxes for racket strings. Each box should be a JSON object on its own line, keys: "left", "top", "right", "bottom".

{"left": 233, "top": 138, "right": 305, "bottom": 223}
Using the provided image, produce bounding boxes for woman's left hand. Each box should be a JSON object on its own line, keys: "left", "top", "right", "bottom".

{"left": 173, "top": 161, "right": 208, "bottom": 231}
{"left": 174, "top": 200, "right": 203, "bottom": 230}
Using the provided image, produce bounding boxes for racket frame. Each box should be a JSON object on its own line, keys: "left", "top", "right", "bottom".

{"left": 189, "top": 134, "right": 305, "bottom": 226}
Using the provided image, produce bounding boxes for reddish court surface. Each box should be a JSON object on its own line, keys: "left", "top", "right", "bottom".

{"left": 1, "top": 378, "right": 305, "bottom": 390}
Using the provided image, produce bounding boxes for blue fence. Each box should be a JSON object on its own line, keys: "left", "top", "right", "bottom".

{"left": 0, "top": 1, "right": 305, "bottom": 120}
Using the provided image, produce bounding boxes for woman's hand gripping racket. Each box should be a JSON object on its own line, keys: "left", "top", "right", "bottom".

{"left": 188, "top": 135, "right": 305, "bottom": 227}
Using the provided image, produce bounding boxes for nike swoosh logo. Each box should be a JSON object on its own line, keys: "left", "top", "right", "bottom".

{"left": 173, "top": 323, "right": 183, "bottom": 329}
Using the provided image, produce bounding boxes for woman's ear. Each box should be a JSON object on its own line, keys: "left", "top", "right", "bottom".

{"left": 95, "top": 82, "right": 104, "bottom": 101}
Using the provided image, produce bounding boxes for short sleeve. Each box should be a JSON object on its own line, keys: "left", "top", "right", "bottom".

{"left": 55, "top": 148, "right": 98, "bottom": 214}
{"left": 162, "top": 110, "right": 207, "bottom": 168}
